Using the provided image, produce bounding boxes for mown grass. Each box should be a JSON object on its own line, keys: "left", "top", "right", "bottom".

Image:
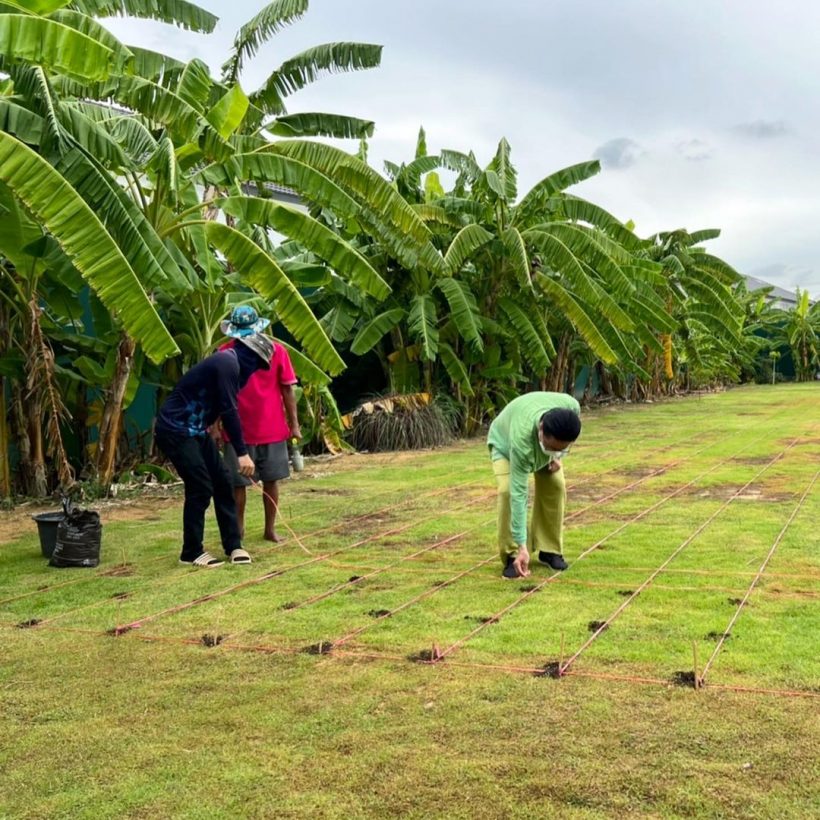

{"left": 1, "top": 384, "right": 818, "bottom": 818}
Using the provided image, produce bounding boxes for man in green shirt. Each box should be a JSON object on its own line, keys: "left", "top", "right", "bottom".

{"left": 487, "top": 392, "right": 582, "bottom": 579}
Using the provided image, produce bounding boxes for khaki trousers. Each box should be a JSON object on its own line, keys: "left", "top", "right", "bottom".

{"left": 492, "top": 457, "right": 566, "bottom": 564}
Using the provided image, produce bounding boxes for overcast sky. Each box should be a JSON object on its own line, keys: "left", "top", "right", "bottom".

{"left": 105, "top": 0, "right": 820, "bottom": 296}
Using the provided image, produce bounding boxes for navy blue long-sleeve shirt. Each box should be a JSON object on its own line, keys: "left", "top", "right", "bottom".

{"left": 156, "top": 350, "right": 248, "bottom": 455}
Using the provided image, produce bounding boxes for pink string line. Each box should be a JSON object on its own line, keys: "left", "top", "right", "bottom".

{"left": 29, "top": 440, "right": 675, "bottom": 633}
{"left": 429, "top": 427, "right": 793, "bottom": 664}
{"left": 218, "top": 526, "right": 487, "bottom": 650}
{"left": 0, "top": 416, "right": 744, "bottom": 611}
{"left": 0, "top": 474, "right": 489, "bottom": 608}
{"left": 109, "top": 491, "right": 495, "bottom": 634}
{"left": 327, "top": 440, "right": 743, "bottom": 651}
{"left": 9, "top": 620, "right": 818, "bottom": 701}
{"left": 558, "top": 439, "right": 802, "bottom": 677}
{"left": 699, "top": 469, "right": 819, "bottom": 684}
{"left": 331, "top": 552, "right": 498, "bottom": 649}
{"left": 0, "top": 408, "right": 778, "bottom": 612}
{"left": 14, "top": 483, "right": 491, "bottom": 627}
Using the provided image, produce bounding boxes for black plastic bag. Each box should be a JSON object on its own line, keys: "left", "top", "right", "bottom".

{"left": 49, "top": 499, "right": 102, "bottom": 568}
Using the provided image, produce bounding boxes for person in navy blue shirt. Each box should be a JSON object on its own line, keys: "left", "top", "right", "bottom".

{"left": 155, "top": 328, "right": 273, "bottom": 567}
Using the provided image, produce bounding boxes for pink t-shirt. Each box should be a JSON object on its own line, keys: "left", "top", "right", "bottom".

{"left": 219, "top": 340, "right": 297, "bottom": 445}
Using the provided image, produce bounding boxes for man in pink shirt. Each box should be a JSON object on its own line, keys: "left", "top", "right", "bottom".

{"left": 219, "top": 306, "right": 301, "bottom": 542}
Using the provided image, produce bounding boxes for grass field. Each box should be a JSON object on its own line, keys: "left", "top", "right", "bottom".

{"left": 2, "top": 384, "right": 818, "bottom": 818}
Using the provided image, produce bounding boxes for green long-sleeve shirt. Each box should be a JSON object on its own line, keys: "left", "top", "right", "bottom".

{"left": 487, "top": 391, "right": 581, "bottom": 545}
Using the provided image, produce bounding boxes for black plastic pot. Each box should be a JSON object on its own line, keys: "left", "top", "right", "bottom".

{"left": 32, "top": 512, "right": 65, "bottom": 559}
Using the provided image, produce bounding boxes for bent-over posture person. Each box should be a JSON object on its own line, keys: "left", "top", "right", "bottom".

{"left": 218, "top": 306, "right": 301, "bottom": 542}
{"left": 487, "top": 392, "right": 582, "bottom": 579}
{"left": 154, "top": 332, "right": 273, "bottom": 568}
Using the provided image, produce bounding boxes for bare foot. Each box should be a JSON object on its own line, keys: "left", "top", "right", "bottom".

{"left": 263, "top": 531, "right": 282, "bottom": 543}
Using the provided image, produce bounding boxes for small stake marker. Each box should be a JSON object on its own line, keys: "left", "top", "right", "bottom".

{"left": 692, "top": 641, "right": 701, "bottom": 690}
{"left": 559, "top": 631, "right": 565, "bottom": 674}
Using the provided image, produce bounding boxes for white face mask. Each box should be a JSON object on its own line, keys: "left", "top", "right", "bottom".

{"left": 538, "top": 433, "right": 570, "bottom": 460}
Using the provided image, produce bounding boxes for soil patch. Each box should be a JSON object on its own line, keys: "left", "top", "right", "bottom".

{"left": 671, "top": 670, "right": 697, "bottom": 687}
{"left": 408, "top": 646, "right": 442, "bottom": 662}
{"left": 535, "top": 661, "right": 561, "bottom": 679}
{"left": 617, "top": 590, "right": 634, "bottom": 597}
{"left": 464, "top": 615, "right": 493, "bottom": 624}
{"left": 111, "top": 591, "right": 129, "bottom": 600}
{"left": 16, "top": 618, "right": 41, "bottom": 629}
{"left": 682, "top": 484, "right": 795, "bottom": 503}
{"left": 368, "top": 609, "right": 391, "bottom": 618}
{"left": 348, "top": 510, "right": 397, "bottom": 527}
{"left": 106, "top": 625, "right": 133, "bottom": 636}
{"left": 305, "top": 488, "right": 352, "bottom": 496}
{"left": 620, "top": 466, "right": 665, "bottom": 479}
{"left": 280, "top": 601, "right": 297, "bottom": 610}
{"left": 705, "top": 631, "right": 730, "bottom": 641}
{"left": 303, "top": 640, "right": 334, "bottom": 655}
{"left": 200, "top": 633, "right": 225, "bottom": 648}
{"left": 727, "top": 597, "right": 743, "bottom": 606}
{"left": 520, "top": 584, "right": 539, "bottom": 593}
{"left": 348, "top": 575, "right": 362, "bottom": 583}
{"left": 588, "top": 620, "right": 609, "bottom": 633}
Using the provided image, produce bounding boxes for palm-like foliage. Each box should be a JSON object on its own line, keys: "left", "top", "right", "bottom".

{"left": 324, "top": 133, "right": 675, "bottom": 423}
{"left": 220, "top": 0, "right": 381, "bottom": 140}
{"left": 775, "top": 289, "right": 819, "bottom": 381}
{"left": 0, "top": 0, "right": 425, "bottom": 491}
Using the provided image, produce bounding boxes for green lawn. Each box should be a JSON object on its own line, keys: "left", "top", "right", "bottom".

{"left": 2, "top": 384, "right": 819, "bottom": 818}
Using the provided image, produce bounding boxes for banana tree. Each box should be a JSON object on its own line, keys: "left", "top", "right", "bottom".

{"left": 320, "top": 133, "right": 674, "bottom": 429}
{"left": 1, "top": 0, "right": 441, "bottom": 485}
{"left": 0, "top": 2, "right": 184, "bottom": 492}
{"left": 634, "top": 229, "right": 744, "bottom": 395}
{"left": 777, "top": 289, "right": 819, "bottom": 381}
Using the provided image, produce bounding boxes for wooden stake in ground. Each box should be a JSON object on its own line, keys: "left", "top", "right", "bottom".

{"left": 692, "top": 641, "right": 701, "bottom": 690}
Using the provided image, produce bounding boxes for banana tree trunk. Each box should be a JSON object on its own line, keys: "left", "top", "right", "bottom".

{"left": 598, "top": 362, "right": 613, "bottom": 397}
{"left": 0, "top": 378, "right": 11, "bottom": 497}
{"left": 12, "top": 385, "right": 46, "bottom": 497}
{"left": 548, "top": 333, "right": 570, "bottom": 392}
{"left": 28, "top": 399, "right": 47, "bottom": 496}
{"left": 95, "top": 335, "right": 136, "bottom": 488}
{"left": 662, "top": 334, "right": 674, "bottom": 380}
{"left": 565, "top": 355, "right": 576, "bottom": 396}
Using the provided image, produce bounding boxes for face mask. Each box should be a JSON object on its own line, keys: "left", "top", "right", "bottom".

{"left": 538, "top": 434, "right": 569, "bottom": 460}
{"left": 234, "top": 344, "right": 262, "bottom": 387}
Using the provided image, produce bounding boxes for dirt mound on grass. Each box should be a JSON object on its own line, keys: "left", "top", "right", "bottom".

{"left": 535, "top": 661, "right": 561, "bottom": 679}
{"left": 672, "top": 670, "right": 697, "bottom": 687}
{"left": 303, "top": 641, "right": 334, "bottom": 655}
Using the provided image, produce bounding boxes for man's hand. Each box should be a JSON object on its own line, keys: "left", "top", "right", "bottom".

{"left": 237, "top": 454, "right": 255, "bottom": 477}
{"left": 513, "top": 546, "right": 531, "bottom": 578}
{"left": 290, "top": 425, "right": 302, "bottom": 441}
{"left": 548, "top": 459, "right": 562, "bottom": 473}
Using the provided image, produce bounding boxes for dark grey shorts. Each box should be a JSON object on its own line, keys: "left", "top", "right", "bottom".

{"left": 223, "top": 441, "right": 290, "bottom": 487}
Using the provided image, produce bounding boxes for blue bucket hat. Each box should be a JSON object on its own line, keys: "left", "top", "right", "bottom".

{"left": 220, "top": 305, "right": 270, "bottom": 338}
